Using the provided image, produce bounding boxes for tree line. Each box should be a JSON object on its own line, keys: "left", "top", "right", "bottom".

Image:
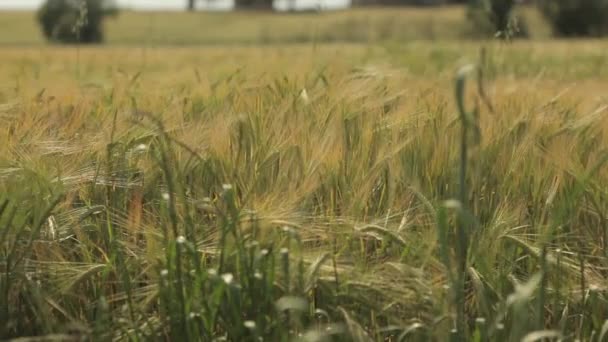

{"left": 38, "top": 0, "right": 608, "bottom": 44}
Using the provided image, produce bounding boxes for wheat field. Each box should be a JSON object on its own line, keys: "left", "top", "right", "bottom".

{"left": 1, "top": 9, "right": 608, "bottom": 341}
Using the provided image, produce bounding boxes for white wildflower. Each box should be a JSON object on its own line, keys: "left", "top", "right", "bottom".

{"left": 221, "top": 273, "right": 234, "bottom": 284}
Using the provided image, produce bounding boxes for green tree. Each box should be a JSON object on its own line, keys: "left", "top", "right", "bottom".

{"left": 467, "top": 0, "right": 526, "bottom": 38}
{"left": 38, "top": 0, "right": 117, "bottom": 44}
{"left": 234, "top": 0, "right": 274, "bottom": 9}
{"left": 539, "top": 0, "right": 608, "bottom": 37}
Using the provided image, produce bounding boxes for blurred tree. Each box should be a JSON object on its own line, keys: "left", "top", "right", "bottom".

{"left": 489, "top": 0, "right": 515, "bottom": 33}
{"left": 539, "top": 0, "right": 608, "bottom": 37}
{"left": 235, "top": 0, "right": 273, "bottom": 9}
{"left": 467, "top": 0, "right": 527, "bottom": 38}
{"left": 38, "top": 0, "right": 117, "bottom": 44}
{"left": 187, "top": 0, "right": 195, "bottom": 10}
{"left": 354, "top": 0, "right": 482, "bottom": 6}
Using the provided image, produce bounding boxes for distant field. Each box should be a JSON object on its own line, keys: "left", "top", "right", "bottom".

{"left": 1, "top": 37, "right": 608, "bottom": 340}
{"left": 0, "top": 6, "right": 552, "bottom": 45}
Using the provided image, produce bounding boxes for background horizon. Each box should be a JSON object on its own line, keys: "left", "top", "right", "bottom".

{"left": 0, "top": 0, "right": 351, "bottom": 11}
{"left": 1, "top": 0, "right": 192, "bottom": 10}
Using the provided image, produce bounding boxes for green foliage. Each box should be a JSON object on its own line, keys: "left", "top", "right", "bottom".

{"left": 466, "top": 0, "right": 528, "bottom": 39}
{"left": 234, "top": 0, "right": 273, "bottom": 9}
{"left": 37, "top": 0, "right": 117, "bottom": 44}
{"left": 539, "top": 0, "right": 608, "bottom": 37}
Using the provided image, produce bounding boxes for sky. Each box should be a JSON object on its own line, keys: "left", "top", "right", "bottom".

{"left": 0, "top": 0, "right": 350, "bottom": 11}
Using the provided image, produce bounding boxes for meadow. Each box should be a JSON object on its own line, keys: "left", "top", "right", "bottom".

{"left": 1, "top": 7, "right": 608, "bottom": 342}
